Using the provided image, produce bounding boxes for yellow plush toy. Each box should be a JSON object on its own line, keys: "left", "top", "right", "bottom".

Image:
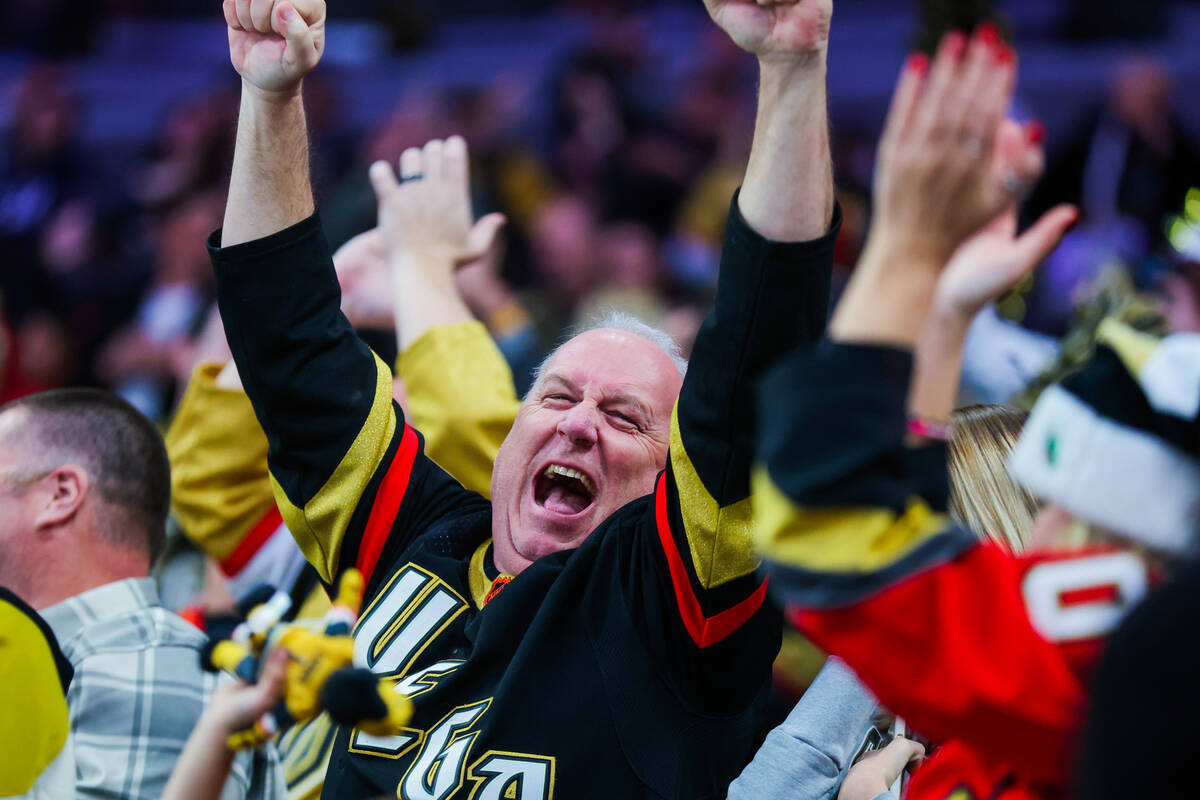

{"left": 202, "top": 568, "right": 412, "bottom": 749}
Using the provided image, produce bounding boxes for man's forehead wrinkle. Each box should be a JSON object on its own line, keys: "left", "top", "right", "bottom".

{"left": 541, "top": 373, "right": 578, "bottom": 392}
{"left": 544, "top": 371, "right": 658, "bottom": 412}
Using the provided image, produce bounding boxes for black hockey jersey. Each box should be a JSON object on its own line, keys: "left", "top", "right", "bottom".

{"left": 209, "top": 196, "right": 840, "bottom": 799}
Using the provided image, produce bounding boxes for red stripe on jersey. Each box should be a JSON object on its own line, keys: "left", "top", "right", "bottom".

{"left": 654, "top": 473, "right": 768, "bottom": 648}
{"left": 356, "top": 423, "right": 420, "bottom": 587}
{"left": 1059, "top": 583, "right": 1119, "bottom": 607}
{"left": 219, "top": 506, "right": 284, "bottom": 577}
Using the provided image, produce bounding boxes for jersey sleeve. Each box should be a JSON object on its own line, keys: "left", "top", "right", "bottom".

{"left": 166, "top": 361, "right": 283, "bottom": 576}
{"left": 631, "top": 195, "right": 839, "bottom": 704}
{"left": 396, "top": 320, "right": 520, "bottom": 498}
{"left": 751, "top": 342, "right": 1085, "bottom": 786}
{"left": 209, "top": 214, "right": 483, "bottom": 591}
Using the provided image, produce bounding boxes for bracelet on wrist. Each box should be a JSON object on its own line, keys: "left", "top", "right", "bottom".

{"left": 906, "top": 414, "right": 953, "bottom": 442}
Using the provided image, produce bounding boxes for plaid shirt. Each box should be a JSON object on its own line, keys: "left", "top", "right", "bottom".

{"left": 42, "top": 578, "right": 285, "bottom": 800}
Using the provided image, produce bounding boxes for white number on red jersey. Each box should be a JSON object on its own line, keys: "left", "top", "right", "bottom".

{"left": 1022, "top": 552, "right": 1147, "bottom": 643}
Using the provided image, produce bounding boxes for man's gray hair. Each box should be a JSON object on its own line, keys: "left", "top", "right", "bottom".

{"left": 530, "top": 309, "right": 688, "bottom": 391}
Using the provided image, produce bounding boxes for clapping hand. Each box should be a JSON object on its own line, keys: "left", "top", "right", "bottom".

{"left": 934, "top": 201, "right": 1078, "bottom": 323}
{"left": 872, "top": 28, "right": 1043, "bottom": 268}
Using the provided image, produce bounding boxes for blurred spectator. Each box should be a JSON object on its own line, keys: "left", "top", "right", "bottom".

{"left": 95, "top": 191, "right": 223, "bottom": 420}
{"left": 522, "top": 193, "right": 600, "bottom": 344}
{"left": 37, "top": 198, "right": 147, "bottom": 381}
{"left": 575, "top": 219, "right": 669, "bottom": 329}
{"left": 1063, "top": 0, "right": 1169, "bottom": 42}
{"left": 0, "top": 0, "right": 103, "bottom": 55}
{"left": 1028, "top": 58, "right": 1200, "bottom": 251}
{"left": 0, "top": 63, "right": 88, "bottom": 322}
{"left": 130, "top": 90, "right": 237, "bottom": 210}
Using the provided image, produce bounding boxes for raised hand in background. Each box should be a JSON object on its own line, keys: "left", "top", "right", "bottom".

{"left": 831, "top": 26, "right": 1048, "bottom": 349}
{"left": 368, "top": 136, "right": 508, "bottom": 351}
{"left": 909, "top": 197, "right": 1078, "bottom": 422}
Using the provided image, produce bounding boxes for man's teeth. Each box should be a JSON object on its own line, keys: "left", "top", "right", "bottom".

{"left": 543, "top": 464, "right": 596, "bottom": 495}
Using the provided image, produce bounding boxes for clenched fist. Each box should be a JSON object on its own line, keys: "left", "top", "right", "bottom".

{"left": 224, "top": 0, "right": 326, "bottom": 95}
{"left": 702, "top": 0, "right": 832, "bottom": 61}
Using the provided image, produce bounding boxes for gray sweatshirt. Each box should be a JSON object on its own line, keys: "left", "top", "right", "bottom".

{"left": 727, "top": 658, "right": 897, "bottom": 800}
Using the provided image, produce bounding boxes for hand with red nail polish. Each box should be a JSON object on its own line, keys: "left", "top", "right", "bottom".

{"left": 868, "top": 29, "right": 1031, "bottom": 268}
{"left": 908, "top": 52, "right": 929, "bottom": 77}
{"left": 1027, "top": 120, "right": 1046, "bottom": 145}
{"left": 828, "top": 28, "right": 1043, "bottom": 348}
{"left": 946, "top": 30, "right": 967, "bottom": 60}
{"left": 977, "top": 21, "right": 999, "bottom": 48}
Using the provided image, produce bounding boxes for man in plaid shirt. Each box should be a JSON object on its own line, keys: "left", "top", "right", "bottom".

{"left": 0, "top": 389, "right": 283, "bottom": 800}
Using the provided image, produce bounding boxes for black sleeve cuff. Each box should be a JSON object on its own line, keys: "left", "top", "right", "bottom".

{"left": 208, "top": 212, "right": 327, "bottom": 277}
{"left": 715, "top": 191, "right": 842, "bottom": 344}
{"left": 757, "top": 342, "right": 929, "bottom": 509}
{"left": 723, "top": 188, "right": 844, "bottom": 251}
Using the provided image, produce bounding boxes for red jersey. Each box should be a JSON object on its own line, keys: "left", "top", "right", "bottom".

{"left": 752, "top": 342, "right": 1150, "bottom": 800}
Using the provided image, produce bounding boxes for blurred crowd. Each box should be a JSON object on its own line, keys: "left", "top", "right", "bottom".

{"left": 4, "top": 1, "right": 1200, "bottom": 799}
{"left": 3, "top": 2, "right": 1198, "bottom": 420}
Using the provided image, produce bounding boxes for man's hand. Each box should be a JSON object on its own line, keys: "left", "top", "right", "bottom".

{"left": 205, "top": 647, "right": 289, "bottom": 737}
{"left": 837, "top": 737, "right": 925, "bottom": 800}
{"left": 368, "top": 136, "right": 506, "bottom": 275}
{"left": 934, "top": 203, "right": 1078, "bottom": 323}
{"left": 718, "top": 0, "right": 835, "bottom": 240}
{"left": 224, "top": 0, "right": 326, "bottom": 97}
{"left": 703, "top": 0, "right": 832, "bottom": 62}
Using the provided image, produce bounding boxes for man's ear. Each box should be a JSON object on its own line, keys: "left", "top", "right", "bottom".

{"left": 33, "top": 465, "right": 90, "bottom": 530}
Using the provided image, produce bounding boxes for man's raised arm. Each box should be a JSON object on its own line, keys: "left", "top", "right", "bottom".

{"left": 210, "top": 0, "right": 485, "bottom": 591}
{"left": 711, "top": 0, "right": 836, "bottom": 241}
{"left": 637, "top": 0, "right": 839, "bottom": 692}
{"left": 220, "top": 0, "right": 325, "bottom": 247}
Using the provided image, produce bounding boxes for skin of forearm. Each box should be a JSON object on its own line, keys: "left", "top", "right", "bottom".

{"left": 908, "top": 306, "right": 972, "bottom": 421}
{"left": 393, "top": 253, "right": 475, "bottom": 352}
{"left": 161, "top": 716, "right": 237, "bottom": 800}
{"left": 828, "top": 236, "right": 942, "bottom": 349}
{"left": 221, "top": 83, "right": 314, "bottom": 248}
{"left": 738, "top": 57, "right": 834, "bottom": 242}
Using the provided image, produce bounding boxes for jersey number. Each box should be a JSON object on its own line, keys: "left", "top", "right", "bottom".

{"left": 1022, "top": 552, "right": 1147, "bottom": 642}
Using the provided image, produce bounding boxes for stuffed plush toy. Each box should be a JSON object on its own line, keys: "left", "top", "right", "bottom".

{"left": 201, "top": 568, "right": 412, "bottom": 749}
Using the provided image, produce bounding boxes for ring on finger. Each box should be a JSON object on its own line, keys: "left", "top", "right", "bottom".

{"left": 399, "top": 173, "right": 424, "bottom": 184}
{"left": 1001, "top": 170, "right": 1023, "bottom": 195}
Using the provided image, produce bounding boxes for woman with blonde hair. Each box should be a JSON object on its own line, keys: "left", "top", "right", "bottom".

{"left": 948, "top": 404, "right": 1039, "bottom": 553}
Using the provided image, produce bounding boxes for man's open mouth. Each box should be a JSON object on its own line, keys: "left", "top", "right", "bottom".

{"left": 533, "top": 464, "right": 597, "bottom": 516}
